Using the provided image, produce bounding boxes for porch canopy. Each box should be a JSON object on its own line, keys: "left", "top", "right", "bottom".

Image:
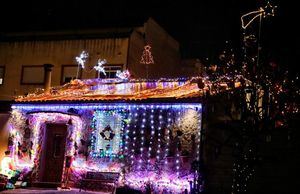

{"left": 14, "top": 76, "right": 241, "bottom": 103}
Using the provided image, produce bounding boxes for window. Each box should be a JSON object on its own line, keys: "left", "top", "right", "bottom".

{"left": 0, "top": 66, "right": 5, "bottom": 85}
{"left": 21, "top": 65, "right": 44, "bottom": 85}
{"left": 61, "top": 65, "right": 81, "bottom": 85}
{"left": 97, "top": 64, "right": 123, "bottom": 79}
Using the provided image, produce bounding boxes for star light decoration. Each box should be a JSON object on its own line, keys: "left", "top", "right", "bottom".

{"left": 116, "top": 69, "right": 131, "bottom": 80}
{"left": 262, "top": 1, "right": 277, "bottom": 18}
{"left": 241, "top": 1, "right": 277, "bottom": 29}
{"left": 94, "top": 59, "right": 107, "bottom": 77}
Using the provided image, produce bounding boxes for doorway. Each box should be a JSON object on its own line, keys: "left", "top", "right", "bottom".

{"left": 39, "top": 123, "right": 67, "bottom": 184}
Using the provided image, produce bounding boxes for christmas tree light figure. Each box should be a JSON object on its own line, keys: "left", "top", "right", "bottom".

{"left": 140, "top": 45, "right": 154, "bottom": 78}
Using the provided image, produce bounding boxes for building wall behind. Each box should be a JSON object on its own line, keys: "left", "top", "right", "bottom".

{"left": 128, "top": 18, "right": 181, "bottom": 78}
{"left": 0, "top": 113, "right": 9, "bottom": 162}
{"left": 0, "top": 38, "right": 129, "bottom": 100}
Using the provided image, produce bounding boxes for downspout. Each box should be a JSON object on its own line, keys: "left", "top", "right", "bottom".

{"left": 43, "top": 64, "right": 54, "bottom": 94}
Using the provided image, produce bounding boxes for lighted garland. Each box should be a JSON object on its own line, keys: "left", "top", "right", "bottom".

{"left": 122, "top": 106, "right": 202, "bottom": 193}
{"left": 139, "top": 108, "right": 146, "bottom": 169}
{"left": 90, "top": 110, "right": 126, "bottom": 158}
{"left": 9, "top": 103, "right": 203, "bottom": 193}
{"left": 15, "top": 74, "right": 247, "bottom": 102}
{"left": 8, "top": 111, "right": 83, "bottom": 182}
{"left": 164, "top": 110, "right": 173, "bottom": 165}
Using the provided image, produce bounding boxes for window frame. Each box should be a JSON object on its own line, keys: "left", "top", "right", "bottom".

{"left": 95, "top": 64, "right": 123, "bottom": 79}
{"left": 60, "top": 64, "right": 82, "bottom": 85}
{"left": 0, "top": 66, "right": 5, "bottom": 86}
{"left": 20, "top": 65, "right": 45, "bottom": 85}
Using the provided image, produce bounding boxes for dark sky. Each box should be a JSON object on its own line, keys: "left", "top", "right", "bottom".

{"left": 0, "top": 0, "right": 298, "bottom": 71}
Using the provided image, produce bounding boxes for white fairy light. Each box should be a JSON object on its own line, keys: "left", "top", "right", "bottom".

{"left": 197, "top": 110, "right": 202, "bottom": 161}
{"left": 164, "top": 110, "right": 172, "bottom": 165}
{"left": 129, "top": 110, "right": 138, "bottom": 165}
{"left": 148, "top": 107, "right": 155, "bottom": 166}
{"left": 175, "top": 110, "right": 182, "bottom": 176}
{"left": 138, "top": 107, "right": 146, "bottom": 170}
{"left": 75, "top": 51, "right": 89, "bottom": 69}
{"left": 94, "top": 59, "right": 107, "bottom": 77}
{"left": 116, "top": 69, "right": 131, "bottom": 79}
{"left": 156, "top": 109, "right": 163, "bottom": 161}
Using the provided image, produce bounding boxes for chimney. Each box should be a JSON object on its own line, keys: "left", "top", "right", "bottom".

{"left": 43, "top": 64, "right": 54, "bottom": 94}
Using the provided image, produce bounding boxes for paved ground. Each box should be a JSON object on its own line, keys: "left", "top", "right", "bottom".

{"left": 0, "top": 188, "right": 109, "bottom": 194}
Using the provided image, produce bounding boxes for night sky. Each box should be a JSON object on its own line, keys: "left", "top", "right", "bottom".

{"left": 0, "top": 0, "right": 298, "bottom": 71}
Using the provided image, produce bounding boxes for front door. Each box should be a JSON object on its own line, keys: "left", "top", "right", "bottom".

{"left": 40, "top": 123, "right": 67, "bottom": 183}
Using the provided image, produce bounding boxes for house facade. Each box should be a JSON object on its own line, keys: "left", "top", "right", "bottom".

{"left": 6, "top": 78, "right": 203, "bottom": 193}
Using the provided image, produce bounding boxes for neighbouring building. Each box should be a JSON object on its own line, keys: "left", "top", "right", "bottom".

{"left": 180, "top": 58, "right": 205, "bottom": 77}
{"left": 0, "top": 18, "right": 181, "bottom": 101}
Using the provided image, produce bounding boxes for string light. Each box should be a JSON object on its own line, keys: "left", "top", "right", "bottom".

{"left": 90, "top": 110, "right": 124, "bottom": 158}
{"left": 175, "top": 109, "right": 182, "bottom": 176}
{"left": 9, "top": 102, "right": 203, "bottom": 193}
{"left": 12, "top": 103, "right": 202, "bottom": 111}
{"left": 124, "top": 112, "right": 132, "bottom": 163}
{"left": 156, "top": 109, "right": 163, "bottom": 162}
{"left": 140, "top": 45, "right": 154, "bottom": 65}
{"left": 75, "top": 51, "right": 89, "bottom": 69}
{"left": 241, "top": 1, "right": 277, "bottom": 29}
{"left": 132, "top": 109, "right": 138, "bottom": 166}
{"left": 197, "top": 110, "right": 201, "bottom": 161}
{"left": 116, "top": 69, "right": 131, "bottom": 79}
{"left": 148, "top": 106, "right": 155, "bottom": 166}
{"left": 15, "top": 75, "right": 246, "bottom": 102}
{"left": 164, "top": 110, "right": 172, "bottom": 165}
{"left": 94, "top": 59, "right": 107, "bottom": 77}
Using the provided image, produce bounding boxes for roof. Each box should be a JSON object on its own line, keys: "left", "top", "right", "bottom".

{"left": 15, "top": 77, "right": 244, "bottom": 103}
{"left": 0, "top": 28, "right": 133, "bottom": 42}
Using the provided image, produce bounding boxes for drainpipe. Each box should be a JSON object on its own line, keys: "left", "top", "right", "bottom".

{"left": 44, "top": 64, "right": 54, "bottom": 94}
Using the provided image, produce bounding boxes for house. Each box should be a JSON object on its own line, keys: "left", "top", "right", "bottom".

{"left": 5, "top": 77, "right": 203, "bottom": 193}
{"left": 0, "top": 18, "right": 181, "bottom": 101}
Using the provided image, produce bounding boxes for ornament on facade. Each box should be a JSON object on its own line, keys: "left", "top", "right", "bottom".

{"left": 100, "top": 125, "right": 115, "bottom": 141}
{"left": 75, "top": 51, "right": 89, "bottom": 69}
{"left": 116, "top": 69, "right": 131, "bottom": 79}
{"left": 94, "top": 59, "right": 107, "bottom": 78}
{"left": 140, "top": 45, "right": 154, "bottom": 65}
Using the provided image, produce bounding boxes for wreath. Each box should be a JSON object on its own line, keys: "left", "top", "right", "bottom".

{"left": 100, "top": 125, "right": 115, "bottom": 141}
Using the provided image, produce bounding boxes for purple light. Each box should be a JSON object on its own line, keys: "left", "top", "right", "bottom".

{"left": 12, "top": 103, "right": 202, "bottom": 111}
{"left": 9, "top": 102, "right": 202, "bottom": 193}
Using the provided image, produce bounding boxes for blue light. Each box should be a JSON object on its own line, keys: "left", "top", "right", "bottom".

{"left": 12, "top": 103, "right": 202, "bottom": 111}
